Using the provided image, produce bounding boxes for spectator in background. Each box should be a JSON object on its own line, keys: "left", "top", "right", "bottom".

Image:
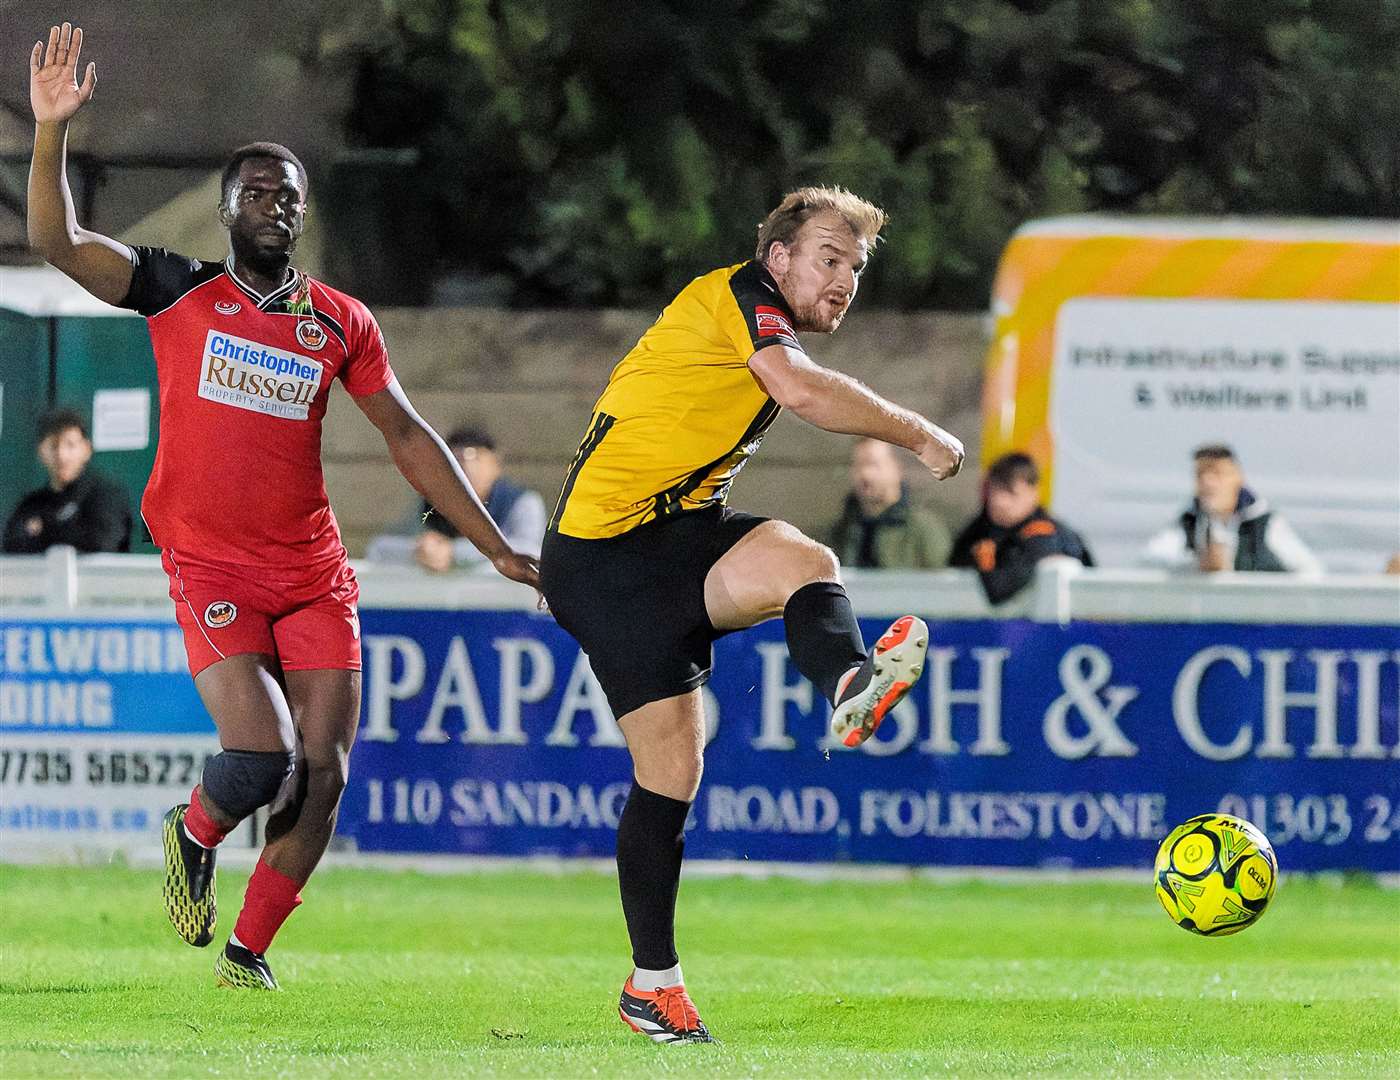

{"left": 1142, "top": 444, "right": 1321, "bottom": 575}
{"left": 3, "top": 407, "right": 130, "bottom": 554}
{"left": 828, "top": 438, "right": 951, "bottom": 569}
{"left": 949, "top": 452, "right": 1093, "bottom": 604}
{"left": 366, "top": 425, "right": 546, "bottom": 571}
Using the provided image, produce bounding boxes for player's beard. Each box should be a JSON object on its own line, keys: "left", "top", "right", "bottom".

{"left": 775, "top": 268, "right": 849, "bottom": 333}
{"left": 791, "top": 296, "right": 848, "bottom": 334}
{"left": 229, "top": 222, "right": 298, "bottom": 280}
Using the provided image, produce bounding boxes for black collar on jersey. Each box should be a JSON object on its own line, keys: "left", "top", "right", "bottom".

{"left": 223, "top": 257, "right": 301, "bottom": 311}
{"left": 747, "top": 260, "right": 799, "bottom": 319}
{"left": 218, "top": 259, "right": 346, "bottom": 351}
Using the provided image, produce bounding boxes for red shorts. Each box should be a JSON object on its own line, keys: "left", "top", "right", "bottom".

{"left": 162, "top": 549, "right": 361, "bottom": 678}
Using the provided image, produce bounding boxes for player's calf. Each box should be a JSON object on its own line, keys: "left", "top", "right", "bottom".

{"left": 162, "top": 749, "right": 292, "bottom": 948}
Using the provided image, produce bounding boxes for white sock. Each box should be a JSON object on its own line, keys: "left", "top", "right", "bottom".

{"left": 229, "top": 931, "right": 247, "bottom": 951}
{"left": 632, "top": 963, "right": 683, "bottom": 991}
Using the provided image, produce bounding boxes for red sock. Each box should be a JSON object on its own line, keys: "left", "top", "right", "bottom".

{"left": 232, "top": 858, "right": 304, "bottom": 955}
{"left": 183, "top": 786, "right": 233, "bottom": 848}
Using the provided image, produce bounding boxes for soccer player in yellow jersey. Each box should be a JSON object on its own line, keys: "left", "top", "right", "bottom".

{"left": 540, "top": 187, "right": 964, "bottom": 1043}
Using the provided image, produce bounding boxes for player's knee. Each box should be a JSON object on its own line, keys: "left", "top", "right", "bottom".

{"left": 781, "top": 538, "right": 839, "bottom": 597}
{"left": 630, "top": 721, "right": 704, "bottom": 801}
{"left": 310, "top": 760, "right": 349, "bottom": 800}
{"left": 201, "top": 748, "right": 294, "bottom": 822}
{"left": 806, "top": 541, "right": 840, "bottom": 583}
{"left": 670, "top": 733, "right": 705, "bottom": 799}
{"left": 638, "top": 754, "right": 702, "bottom": 803}
{"left": 674, "top": 742, "right": 704, "bottom": 791}
{"left": 302, "top": 745, "right": 351, "bottom": 798}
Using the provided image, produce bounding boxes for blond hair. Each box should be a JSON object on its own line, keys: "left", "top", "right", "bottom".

{"left": 755, "top": 186, "right": 887, "bottom": 262}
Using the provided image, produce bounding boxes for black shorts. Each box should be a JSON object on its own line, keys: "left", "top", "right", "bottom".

{"left": 540, "top": 505, "right": 770, "bottom": 719}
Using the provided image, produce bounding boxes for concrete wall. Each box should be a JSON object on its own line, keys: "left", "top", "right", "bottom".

{"left": 323, "top": 309, "right": 990, "bottom": 557}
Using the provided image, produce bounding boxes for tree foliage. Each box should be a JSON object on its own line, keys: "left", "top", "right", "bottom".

{"left": 341, "top": 0, "right": 1400, "bottom": 308}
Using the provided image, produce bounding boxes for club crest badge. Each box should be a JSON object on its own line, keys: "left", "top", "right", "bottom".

{"left": 214, "top": 300, "right": 242, "bottom": 315}
{"left": 296, "top": 319, "right": 327, "bottom": 351}
{"left": 203, "top": 601, "right": 238, "bottom": 628}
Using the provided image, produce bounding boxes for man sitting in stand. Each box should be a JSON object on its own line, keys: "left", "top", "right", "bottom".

{"left": 949, "top": 452, "right": 1093, "bottom": 604}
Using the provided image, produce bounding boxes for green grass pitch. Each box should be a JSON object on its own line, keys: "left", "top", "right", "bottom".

{"left": 0, "top": 863, "right": 1396, "bottom": 1077}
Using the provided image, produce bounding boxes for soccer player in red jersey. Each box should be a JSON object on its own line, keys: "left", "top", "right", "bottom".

{"left": 27, "top": 23, "right": 540, "bottom": 989}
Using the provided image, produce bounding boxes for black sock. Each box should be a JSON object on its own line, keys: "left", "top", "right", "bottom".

{"left": 616, "top": 781, "right": 691, "bottom": 970}
{"left": 784, "top": 581, "right": 867, "bottom": 704}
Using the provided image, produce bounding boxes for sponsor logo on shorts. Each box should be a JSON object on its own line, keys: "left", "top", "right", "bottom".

{"left": 214, "top": 300, "right": 242, "bottom": 315}
{"left": 199, "top": 329, "right": 324, "bottom": 420}
{"left": 204, "top": 601, "right": 238, "bottom": 628}
{"left": 296, "top": 319, "right": 327, "bottom": 351}
{"left": 348, "top": 608, "right": 360, "bottom": 640}
{"left": 755, "top": 305, "right": 797, "bottom": 342}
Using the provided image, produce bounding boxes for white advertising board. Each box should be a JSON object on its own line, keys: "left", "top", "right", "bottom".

{"left": 1049, "top": 298, "right": 1400, "bottom": 573}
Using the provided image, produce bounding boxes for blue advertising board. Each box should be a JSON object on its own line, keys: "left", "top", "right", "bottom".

{"left": 340, "top": 609, "right": 1400, "bottom": 872}
{"left": 3, "top": 611, "right": 1397, "bottom": 870}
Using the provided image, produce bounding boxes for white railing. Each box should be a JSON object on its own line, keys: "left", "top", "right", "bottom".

{"left": 2, "top": 549, "right": 1396, "bottom": 625}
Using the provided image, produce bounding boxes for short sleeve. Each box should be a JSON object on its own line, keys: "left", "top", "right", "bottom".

{"left": 118, "top": 246, "right": 208, "bottom": 317}
{"left": 726, "top": 261, "right": 805, "bottom": 357}
{"left": 339, "top": 302, "right": 394, "bottom": 397}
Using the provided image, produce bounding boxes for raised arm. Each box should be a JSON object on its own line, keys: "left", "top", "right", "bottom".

{"left": 353, "top": 379, "right": 541, "bottom": 589}
{"left": 748, "top": 344, "right": 964, "bottom": 480}
{"left": 28, "top": 23, "right": 133, "bottom": 305}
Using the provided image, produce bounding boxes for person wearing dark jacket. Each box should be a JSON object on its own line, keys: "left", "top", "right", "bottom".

{"left": 3, "top": 407, "right": 131, "bottom": 554}
{"left": 949, "top": 452, "right": 1093, "bottom": 604}
{"left": 828, "top": 438, "right": 951, "bottom": 569}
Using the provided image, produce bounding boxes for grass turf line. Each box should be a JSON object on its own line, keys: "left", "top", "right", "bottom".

{"left": 0, "top": 864, "right": 1396, "bottom": 1077}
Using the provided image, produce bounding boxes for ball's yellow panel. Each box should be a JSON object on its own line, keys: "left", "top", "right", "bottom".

{"left": 1154, "top": 814, "right": 1278, "bottom": 936}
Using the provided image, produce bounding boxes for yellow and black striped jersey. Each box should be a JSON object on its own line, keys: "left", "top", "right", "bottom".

{"left": 549, "top": 260, "right": 804, "bottom": 539}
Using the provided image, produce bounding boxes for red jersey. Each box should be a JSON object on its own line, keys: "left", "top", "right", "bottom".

{"left": 119, "top": 248, "right": 393, "bottom": 570}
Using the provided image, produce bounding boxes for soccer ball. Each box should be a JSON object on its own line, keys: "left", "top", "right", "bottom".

{"left": 1154, "top": 813, "right": 1278, "bottom": 936}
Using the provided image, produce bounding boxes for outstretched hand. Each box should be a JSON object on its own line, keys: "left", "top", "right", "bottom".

{"left": 31, "top": 22, "right": 96, "bottom": 125}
